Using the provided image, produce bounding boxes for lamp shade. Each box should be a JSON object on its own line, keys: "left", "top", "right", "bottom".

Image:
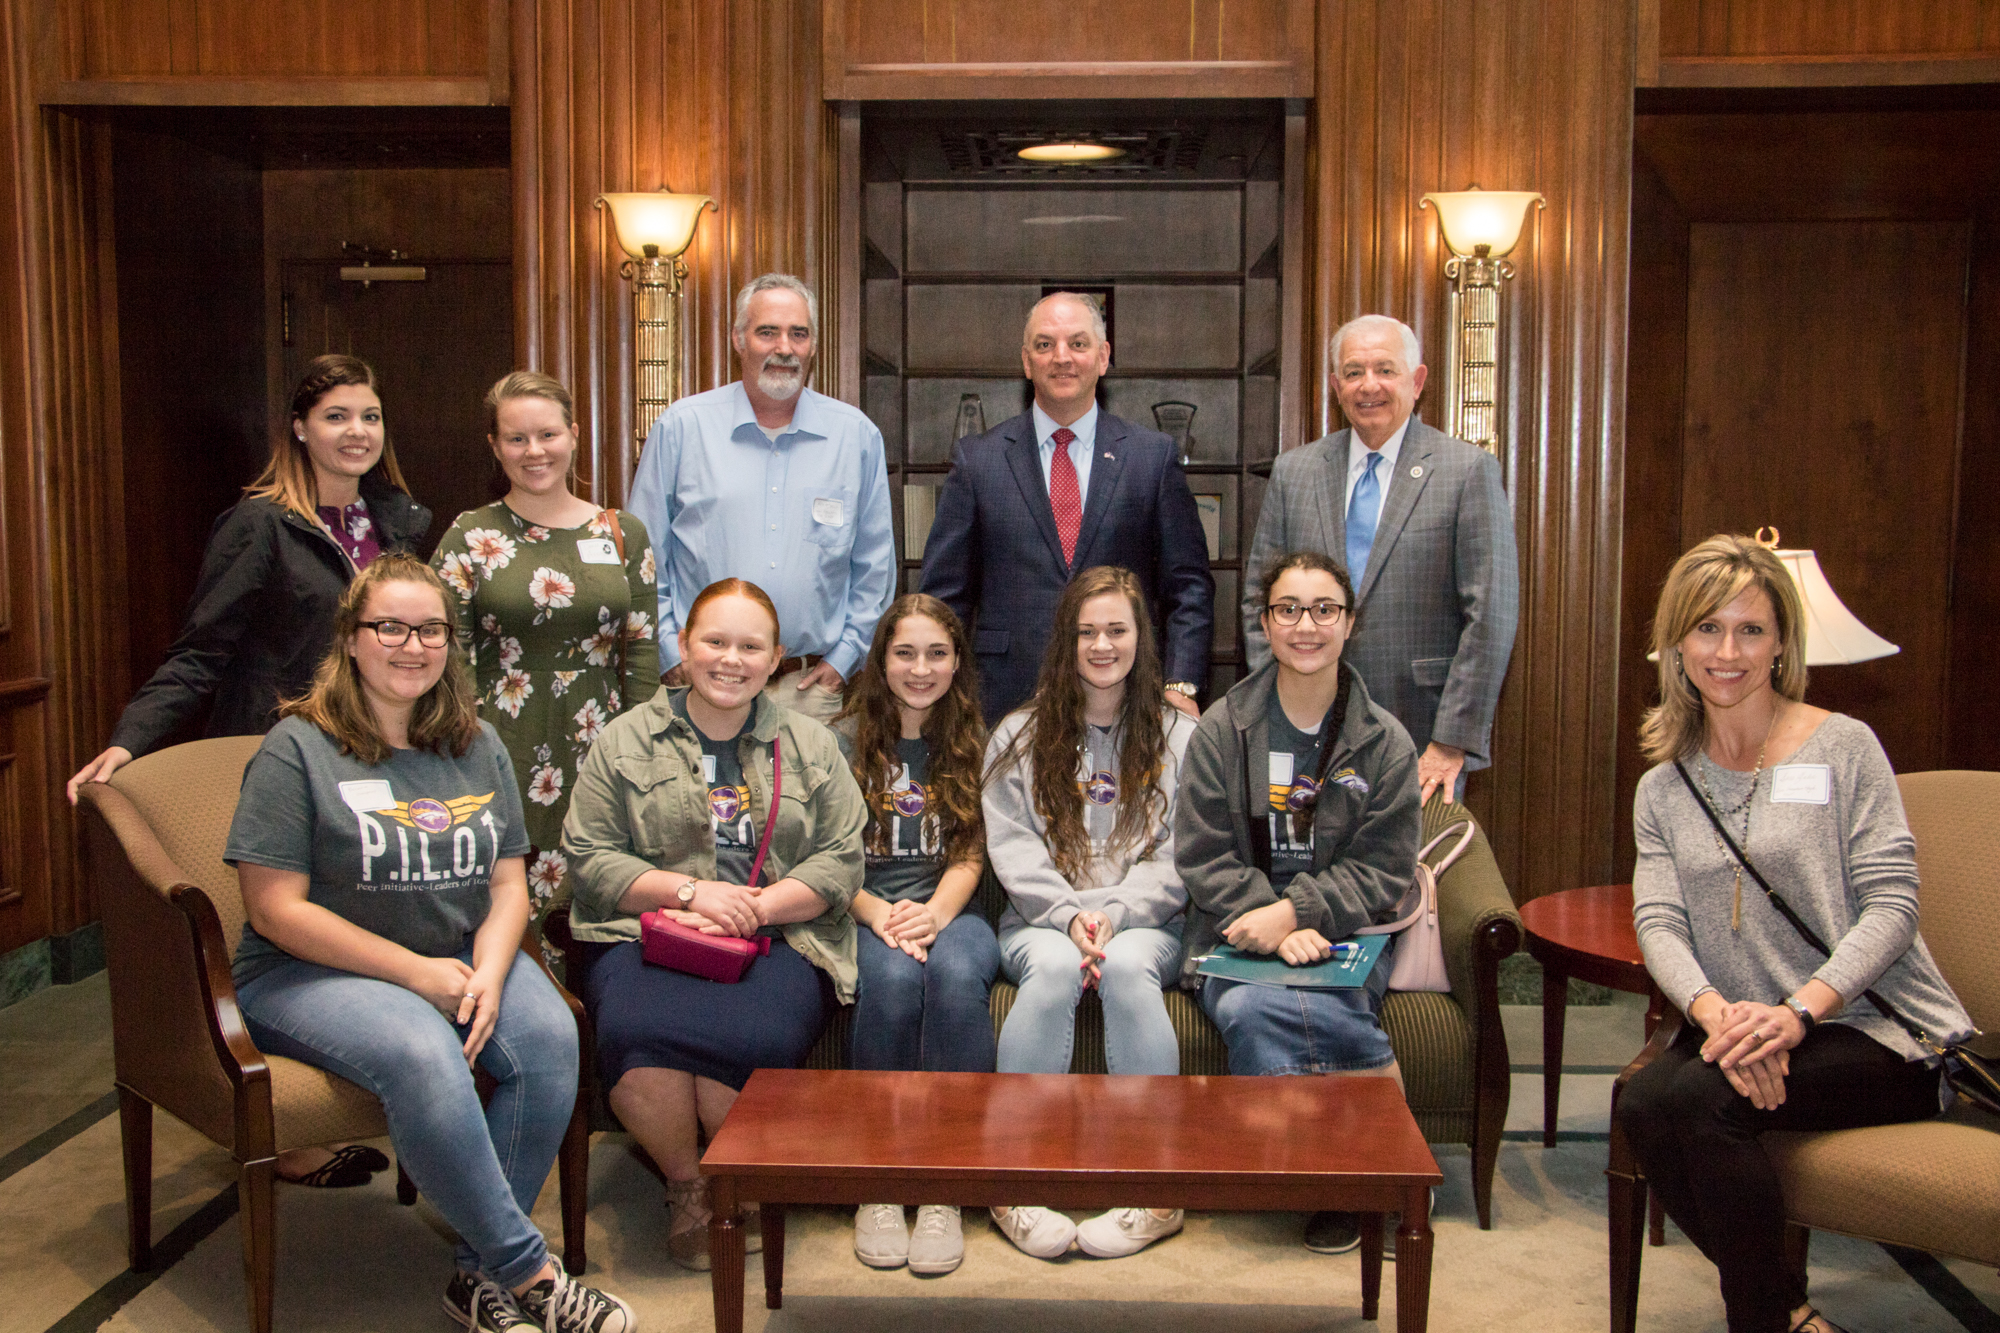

{"left": 1775, "top": 547, "right": 1899, "bottom": 665}
{"left": 1420, "top": 188, "right": 1544, "bottom": 258}
{"left": 598, "top": 191, "right": 713, "bottom": 261}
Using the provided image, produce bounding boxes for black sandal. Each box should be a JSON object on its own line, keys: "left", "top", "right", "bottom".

{"left": 282, "top": 1144, "right": 390, "bottom": 1188}
{"left": 1788, "top": 1308, "right": 1849, "bottom": 1333}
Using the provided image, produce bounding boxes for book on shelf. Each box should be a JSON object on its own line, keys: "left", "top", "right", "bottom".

{"left": 903, "top": 482, "right": 940, "bottom": 559}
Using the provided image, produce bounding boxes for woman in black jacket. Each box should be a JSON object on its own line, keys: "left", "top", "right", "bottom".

{"left": 68, "top": 355, "right": 429, "bottom": 1188}
{"left": 70, "top": 354, "right": 430, "bottom": 801}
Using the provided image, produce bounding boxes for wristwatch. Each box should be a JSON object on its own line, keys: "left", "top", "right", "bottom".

{"left": 1165, "top": 681, "right": 1198, "bottom": 700}
{"left": 676, "top": 880, "right": 699, "bottom": 908}
{"left": 1783, "top": 995, "right": 1817, "bottom": 1032}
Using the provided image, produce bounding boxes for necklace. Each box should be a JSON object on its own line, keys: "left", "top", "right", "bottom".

{"left": 1695, "top": 703, "right": 1781, "bottom": 932}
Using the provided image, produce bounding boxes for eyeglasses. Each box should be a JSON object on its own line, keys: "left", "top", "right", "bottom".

{"left": 1264, "top": 600, "right": 1349, "bottom": 626}
{"left": 362, "top": 619, "right": 452, "bottom": 648}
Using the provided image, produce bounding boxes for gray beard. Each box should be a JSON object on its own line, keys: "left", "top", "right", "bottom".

{"left": 756, "top": 361, "right": 806, "bottom": 401}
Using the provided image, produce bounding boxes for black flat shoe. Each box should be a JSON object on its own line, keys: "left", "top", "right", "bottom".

{"left": 283, "top": 1144, "right": 390, "bottom": 1188}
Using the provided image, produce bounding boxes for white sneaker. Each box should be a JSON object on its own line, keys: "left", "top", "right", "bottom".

{"left": 907, "top": 1204, "right": 964, "bottom": 1274}
{"left": 989, "top": 1205, "right": 1077, "bottom": 1259}
{"left": 854, "top": 1203, "right": 909, "bottom": 1268}
{"left": 1075, "top": 1207, "right": 1184, "bottom": 1258}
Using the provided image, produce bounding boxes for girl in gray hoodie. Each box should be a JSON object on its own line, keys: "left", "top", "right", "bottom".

{"left": 981, "top": 565, "right": 1195, "bottom": 1262}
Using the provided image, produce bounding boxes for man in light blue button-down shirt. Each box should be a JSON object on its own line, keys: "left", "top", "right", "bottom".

{"left": 627, "top": 274, "right": 896, "bottom": 721}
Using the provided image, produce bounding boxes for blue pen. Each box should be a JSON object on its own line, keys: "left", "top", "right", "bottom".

{"left": 1330, "top": 942, "right": 1362, "bottom": 962}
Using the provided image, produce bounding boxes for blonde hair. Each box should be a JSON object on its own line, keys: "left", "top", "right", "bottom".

{"left": 282, "top": 554, "right": 482, "bottom": 765}
{"left": 485, "top": 370, "right": 576, "bottom": 434}
{"left": 1639, "top": 534, "right": 1808, "bottom": 764}
{"left": 248, "top": 354, "right": 411, "bottom": 521}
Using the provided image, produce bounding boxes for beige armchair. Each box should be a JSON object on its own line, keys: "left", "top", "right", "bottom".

{"left": 78, "top": 735, "right": 593, "bottom": 1333}
{"left": 1606, "top": 769, "right": 2000, "bottom": 1333}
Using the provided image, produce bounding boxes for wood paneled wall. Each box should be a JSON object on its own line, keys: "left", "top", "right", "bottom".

{"left": 513, "top": 0, "right": 830, "bottom": 508}
{"left": 59, "top": 0, "right": 491, "bottom": 79}
{"left": 1314, "top": 0, "right": 1633, "bottom": 903}
{"left": 1619, "top": 107, "right": 2000, "bottom": 873}
{"left": 1658, "top": 0, "right": 2000, "bottom": 55}
{"left": 42, "top": 0, "right": 509, "bottom": 105}
{"left": 824, "top": 0, "right": 1316, "bottom": 99}
{"left": 1644, "top": 0, "right": 2000, "bottom": 85}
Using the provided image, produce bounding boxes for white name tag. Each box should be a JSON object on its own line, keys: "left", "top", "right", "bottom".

{"left": 1269, "top": 752, "right": 1295, "bottom": 785}
{"left": 338, "top": 779, "right": 396, "bottom": 813}
{"left": 1770, "top": 764, "right": 1831, "bottom": 805}
{"left": 702, "top": 754, "right": 717, "bottom": 784}
{"left": 811, "top": 496, "right": 845, "bottom": 526}
{"left": 576, "top": 538, "right": 620, "bottom": 565}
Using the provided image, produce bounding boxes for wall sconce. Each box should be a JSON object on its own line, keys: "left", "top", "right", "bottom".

{"left": 1419, "top": 186, "right": 1544, "bottom": 458}
{"left": 595, "top": 188, "right": 715, "bottom": 453}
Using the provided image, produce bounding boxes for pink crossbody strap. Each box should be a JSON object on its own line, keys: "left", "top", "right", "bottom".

{"left": 745, "top": 734, "right": 782, "bottom": 888}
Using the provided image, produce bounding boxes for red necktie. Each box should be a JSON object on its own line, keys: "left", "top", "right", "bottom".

{"left": 1049, "top": 427, "right": 1081, "bottom": 567}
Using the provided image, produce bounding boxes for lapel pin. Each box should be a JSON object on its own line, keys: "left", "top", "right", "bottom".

{"left": 1103, "top": 452, "right": 1114, "bottom": 459}
{"left": 1410, "top": 465, "right": 1424, "bottom": 478}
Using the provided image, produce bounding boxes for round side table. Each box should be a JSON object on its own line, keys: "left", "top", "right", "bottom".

{"left": 1518, "top": 884, "right": 1663, "bottom": 1144}
{"left": 1519, "top": 883, "right": 1668, "bottom": 1245}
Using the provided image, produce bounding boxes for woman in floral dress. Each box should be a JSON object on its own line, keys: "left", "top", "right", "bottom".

{"left": 433, "top": 371, "right": 660, "bottom": 924}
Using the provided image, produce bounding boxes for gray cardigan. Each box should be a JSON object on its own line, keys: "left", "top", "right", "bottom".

{"left": 982, "top": 706, "right": 1195, "bottom": 937}
{"left": 1632, "top": 713, "right": 1974, "bottom": 1062}
{"left": 1172, "top": 661, "right": 1421, "bottom": 987}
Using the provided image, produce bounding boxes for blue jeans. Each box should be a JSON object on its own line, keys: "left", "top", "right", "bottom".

{"left": 996, "top": 922, "right": 1182, "bottom": 1075}
{"left": 852, "top": 911, "right": 999, "bottom": 1073}
{"left": 1201, "top": 970, "right": 1395, "bottom": 1075}
{"left": 237, "top": 947, "right": 577, "bottom": 1289}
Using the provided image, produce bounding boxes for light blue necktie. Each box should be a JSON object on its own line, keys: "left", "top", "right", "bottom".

{"left": 1346, "top": 451, "right": 1384, "bottom": 586}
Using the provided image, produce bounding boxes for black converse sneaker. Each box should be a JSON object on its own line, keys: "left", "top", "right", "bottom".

{"left": 442, "top": 1270, "right": 532, "bottom": 1332}
{"left": 513, "top": 1268, "right": 638, "bottom": 1333}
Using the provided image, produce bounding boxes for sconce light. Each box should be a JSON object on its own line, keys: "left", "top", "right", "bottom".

{"left": 595, "top": 188, "right": 716, "bottom": 454}
{"left": 1419, "top": 186, "right": 1544, "bottom": 459}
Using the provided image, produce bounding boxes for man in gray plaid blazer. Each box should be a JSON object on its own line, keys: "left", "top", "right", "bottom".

{"left": 1243, "top": 315, "right": 1519, "bottom": 803}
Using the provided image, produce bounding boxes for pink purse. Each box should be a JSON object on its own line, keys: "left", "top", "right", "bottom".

{"left": 640, "top": 735, "right": 782, "bottom": 983}
{"left": 1354, "top": 819, "right": 1475, "bottom": 992}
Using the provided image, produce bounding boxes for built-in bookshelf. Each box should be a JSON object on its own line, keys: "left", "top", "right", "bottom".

{"left": 860, "top": 109, "right": 1291, "bottom": 696}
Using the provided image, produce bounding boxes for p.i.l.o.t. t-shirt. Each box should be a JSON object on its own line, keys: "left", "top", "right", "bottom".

{"left": 225, "top": 716, "right": 529, "bottom": 986}
{"left": 1267, "top": 692, "right": 1327, "bottom": 880}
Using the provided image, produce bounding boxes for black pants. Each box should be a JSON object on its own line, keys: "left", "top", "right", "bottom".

{"left": 1616, "top": 1020, "right": 1941, "bottom": 1333}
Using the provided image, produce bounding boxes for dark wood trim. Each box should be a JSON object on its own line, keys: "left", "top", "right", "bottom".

{"left": 486, "top": 0, "right": 512, "bottom": 105}
{"left": 44, "top": 76, "right": 500, "bottom": 106}
{"left": 1657, "top": 53, "right": 2000, "bottom": 88}
{"left": 834, "top": 101, "right": 861, "bottom": 407}
{"left": 1278, "top": 107, "right": 1306, "bottom": 455}
{"left": 1636, "top": 0, "right": 1661, "bottom": 87}
{"left": 826, "top": 63, "right": 1306, "bottom": 101}
{"left": 0, "top": 676, "right": 50, "bottom": 704}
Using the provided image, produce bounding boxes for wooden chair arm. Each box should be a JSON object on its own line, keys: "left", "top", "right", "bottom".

{"left": 1616, "top": 1004, "right": 1684, "bottom": 1091}
{"left": 171, "top": 883, "right": 277, "bottom": 1159}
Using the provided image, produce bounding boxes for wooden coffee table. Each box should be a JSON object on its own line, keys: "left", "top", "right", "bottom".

{"left": 701, "top": 1069, "right": 1442, "bottom": 1333}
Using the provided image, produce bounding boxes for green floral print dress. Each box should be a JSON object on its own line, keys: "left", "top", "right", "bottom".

{"left": 432, "top": 502, "right": 660, "bottom": 918}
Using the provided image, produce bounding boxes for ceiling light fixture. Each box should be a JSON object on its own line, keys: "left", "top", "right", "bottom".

{"left": 1016, "top": 141, "right": 1127, "bottom": 164}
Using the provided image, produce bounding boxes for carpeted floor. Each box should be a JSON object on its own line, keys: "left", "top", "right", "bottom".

{"left": 5, "top": 976, "right": 1996, "bottom": 1332}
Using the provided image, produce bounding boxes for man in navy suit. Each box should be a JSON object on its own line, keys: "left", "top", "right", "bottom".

{"left": 920, "top": 292, "right": 1214, "bottom": 723}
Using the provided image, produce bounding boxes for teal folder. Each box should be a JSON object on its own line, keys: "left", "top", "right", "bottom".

{"left": 1193, "top": 934, "right": 1387, "bottom": 990}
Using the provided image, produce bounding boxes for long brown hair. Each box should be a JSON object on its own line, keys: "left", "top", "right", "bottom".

{"left": 283, "top": 553, "right": 482, "bottom": 764}
{"left": 991, "top": 566, "right": 1170, "bottom": 885}
{"left": 837, "top": 595, "right": 985, "bottom": 866}
{"left": 247, "top": 354, "right": 412, "bottom": 520}
{"left": 1639, "top": 534, "right": 1808, "bottom": 765}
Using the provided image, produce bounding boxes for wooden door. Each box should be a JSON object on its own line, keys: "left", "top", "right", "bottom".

{"left": 282, "top": 259, "right": 514, "bottom": 553}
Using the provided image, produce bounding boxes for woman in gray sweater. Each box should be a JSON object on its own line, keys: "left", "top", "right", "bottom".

{"left": 982, "top": 565, "right": 1195, "bottom": 1262}
{"left": 1618, "top": 534, "right": 1973, "bottom": 1333}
